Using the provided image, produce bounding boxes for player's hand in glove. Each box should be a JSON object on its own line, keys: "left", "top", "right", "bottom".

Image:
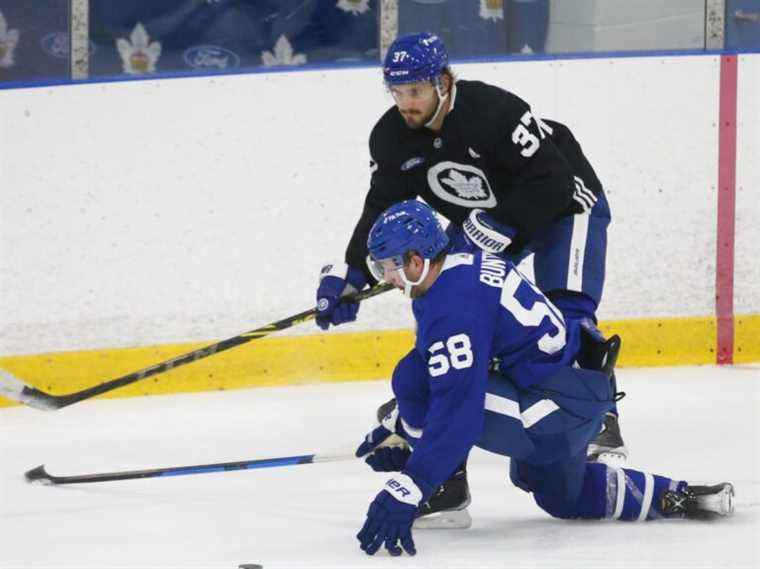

{"left": 357, "top": 474, "right": 430, "bottom": 556}
{"left": 355, "top": 399, "right": 411, "bottom": 472}
{"left": 315, "top": 262, "right": 367, "bottom": 330}
{"left": 462, "top": 208, "right": 517, "bottom": 254}
{"left": 365, "top": 446, "right": 411, "bottom": 472}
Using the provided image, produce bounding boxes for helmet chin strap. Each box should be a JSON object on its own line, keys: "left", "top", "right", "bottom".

{"left": 399, "top": 259, "right": 431, "bottom": 298}
{"left": 424, "top": 83, "right": 449, "bottom": 129}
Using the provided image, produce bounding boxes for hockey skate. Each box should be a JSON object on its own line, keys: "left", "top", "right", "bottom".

{"left": 414, "top": 464, "right": 472, "bottom": 529}
{"left": 660, "top": 483, "right": 735, "bottom": 519}
{"left": 577, "top": 326, "right": 628, "bottom": 465}
{"left": 587, "top": 411, "right": 628, "bottom": 466}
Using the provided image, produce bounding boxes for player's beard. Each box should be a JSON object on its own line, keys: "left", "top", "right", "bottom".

{"left": 400, "top": 99, "right": 438, "bottom": 129}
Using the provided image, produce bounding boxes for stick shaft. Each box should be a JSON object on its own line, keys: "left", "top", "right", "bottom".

{"left": 1, "top": 283, "right": 393, "bottom": 410}
{"left": 26, "top": 451, "right": 356, "bottom": 485}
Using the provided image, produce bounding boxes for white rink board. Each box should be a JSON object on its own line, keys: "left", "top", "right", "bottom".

{"left": 735, "top": 54, "right": 760, "bottom": 315}
{"left": 0, "top": 67, "right": 399, "bottom": 354}
{"left": 0, "top": 366, "right": 758, "bottom": 568}
{"left": 482, "top": 56, "right": 722, "bottom": 320}
{"left": 0, "top": 54, "right": 755, "bottom": 355}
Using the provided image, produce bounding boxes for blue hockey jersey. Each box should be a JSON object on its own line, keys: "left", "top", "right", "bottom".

{"left": 398, "top": 247, "right": 583, "bottom": 494}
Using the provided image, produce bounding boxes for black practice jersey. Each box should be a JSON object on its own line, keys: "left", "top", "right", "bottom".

{"left": 345, "top": 79, "right": 604, "bottom": 278}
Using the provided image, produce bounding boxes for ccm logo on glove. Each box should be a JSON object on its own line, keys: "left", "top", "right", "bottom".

{"left": 315, "top": 262, "right": 367, "bottom": 330}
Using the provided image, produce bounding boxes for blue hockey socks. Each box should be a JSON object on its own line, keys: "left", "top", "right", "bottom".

{"left": 579, "top": 463, "right": 687, "bottom": 521}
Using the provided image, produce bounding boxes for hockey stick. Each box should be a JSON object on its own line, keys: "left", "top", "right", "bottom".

{"left": 0, "top": 283, "right": 393, "bottom": 411}
{"left": 24, "top": 450, "right": 356, "bottom": 485}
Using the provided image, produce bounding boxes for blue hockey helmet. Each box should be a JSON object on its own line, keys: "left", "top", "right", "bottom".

{"left": 383, "top": 32, "right": 449, "bottom": 87}
{"left": 367, "top": 200, "right": 449, "bottom": 293}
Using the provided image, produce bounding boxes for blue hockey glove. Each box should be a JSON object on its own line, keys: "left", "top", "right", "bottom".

{"left": 315, "top": 262, "right": 368, "bottom": 330}
{"left": 357, "top": 474, "right": 429, "bottom": 556}
{"left": 364, "top": 446, "right": 411, "bottom": 472}
{"left": 355, "top": 399, "right": 411, "bottom": 472}
{"left": 462, "top": 208, "right": 517, "bottom": 254}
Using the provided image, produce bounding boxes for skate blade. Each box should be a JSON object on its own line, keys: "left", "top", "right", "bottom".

{"left": 701, "top": 483, "right": 735, "bottom": 516}
{"left": 722, "top": 483, "right": 735, "bottom": 516}
{"left": 413, "top": 507, "right": 472, "bottom": 529}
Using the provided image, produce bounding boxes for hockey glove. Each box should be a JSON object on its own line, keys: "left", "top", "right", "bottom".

{"left": 357, "top": 473, "right": 431, "bottom": 556}
{"left": 315, "top": 262, "right": 368, "bottom": 330}
{"left": 355, "top": 399, "right": 411, "bottom": 472}
{"left": 364, "top": 446, "right": 411, "bottom": 472}
{"left": 462, "top": 208, "right": 517, "bottom": 254}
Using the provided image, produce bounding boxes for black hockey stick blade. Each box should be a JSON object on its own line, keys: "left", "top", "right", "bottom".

{"left": 23, "top": 449, "right": 355, "bottom": 485}
{"left": 25, "top": 465, "right": 55, "bottom": 484}
{"left": 1, "top": 283, "right": 393, "bottom": 411}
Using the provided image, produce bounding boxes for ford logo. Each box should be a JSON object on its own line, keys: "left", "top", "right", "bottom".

{"left": 183, "top": 45, "right": 240, "bottom": 69}
{"left": 401, "top": 157, "right": 425, "bottom": 171}
{"left": 40, "top": 32, "right": 96, "bottom": 59}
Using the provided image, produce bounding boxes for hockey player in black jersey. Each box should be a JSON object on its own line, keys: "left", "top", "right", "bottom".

{"left": 315, "top": 31, "right": 624, "bottom": 521}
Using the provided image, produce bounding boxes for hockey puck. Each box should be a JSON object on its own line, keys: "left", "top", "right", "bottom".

{"left": 238, "top": 564, "right": 263, "bottom": 569}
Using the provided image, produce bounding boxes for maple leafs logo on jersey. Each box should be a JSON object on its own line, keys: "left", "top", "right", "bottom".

{"left": 441, "top": 170, "right": 487, "bottom": 199}
{"left": 427, "top": 162, "right": 497, "bottom": 208}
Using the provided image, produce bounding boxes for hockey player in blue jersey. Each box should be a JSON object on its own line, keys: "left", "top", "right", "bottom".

{"left": 354, "top": 200, "right": 734, "bottom": 557}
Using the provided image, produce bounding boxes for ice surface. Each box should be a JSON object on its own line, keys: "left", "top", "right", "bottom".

{"left": 1, "top": 365, "right": 758, "bottom": 569}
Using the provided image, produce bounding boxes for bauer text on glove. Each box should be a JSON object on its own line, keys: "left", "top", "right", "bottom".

{"left": 357, "top": 473, "right": 432, "bottom": 556}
